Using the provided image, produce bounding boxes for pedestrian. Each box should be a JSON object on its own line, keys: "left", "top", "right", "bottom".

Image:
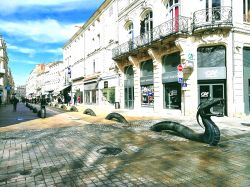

{"left": 77, "top": 95, "right": 81, "bottom": 104}
{"left": 74, "top": 94, "right": 77, "bottom": 105}
{"left": 12, "top": 96, "right": 19, "bottom": 112}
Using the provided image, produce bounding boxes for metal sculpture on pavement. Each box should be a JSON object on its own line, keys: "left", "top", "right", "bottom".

{"left": 150, "top": 98, "right": 224, "bottom": 146}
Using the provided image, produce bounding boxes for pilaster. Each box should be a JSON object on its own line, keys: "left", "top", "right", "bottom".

{"left": 128, "top": 56, "right": 141, "bottom": 110}
{"left": 148, "top": 48, "right": 163, "bottom": 112}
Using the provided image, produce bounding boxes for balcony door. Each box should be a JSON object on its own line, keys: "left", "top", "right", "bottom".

{"left": 206, "top": 0, "right": 221, "bottom": 21}
{"left": 166, "top": 0, "right": 180, "bottom": 32}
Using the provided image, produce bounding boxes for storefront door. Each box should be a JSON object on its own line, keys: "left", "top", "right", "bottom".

{"left": 199, "top": 83, "right": 225, "bottom": 114}
{"left": 124, "top": 85, "right": 134, "bottom": 109}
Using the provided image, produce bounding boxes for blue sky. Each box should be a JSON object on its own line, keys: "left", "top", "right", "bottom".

{"left": 0, "top": 0, "right": 105, "bottom": 86}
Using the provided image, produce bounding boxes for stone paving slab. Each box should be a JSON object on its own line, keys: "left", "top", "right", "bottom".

{"left": 0, "top": 123, "right": 250, "bottom": 187}
{"left": 1, "top": 103, "right": 250, "bottom": 186}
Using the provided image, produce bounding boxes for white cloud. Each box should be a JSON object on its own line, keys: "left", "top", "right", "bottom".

{"left": 0, "top": 0, "right": 104, "bottom": 14}
{"left": 7, "top": 44, "right": 36, "bottom": 55}
{"left": 0, "top": 19, "right": 82, "bottom": 43}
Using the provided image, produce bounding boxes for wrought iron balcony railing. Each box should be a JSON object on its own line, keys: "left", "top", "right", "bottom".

{"left": 112, "top": 16, "right": 189, "bottom": 59}
{"left": 193, "top": 6, "right": 232, "bottom": 31}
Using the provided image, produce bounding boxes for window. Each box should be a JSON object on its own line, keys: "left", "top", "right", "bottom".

{"left": 140, "top": 11, "right": 153, "bottom": 36}
{"left": 141, "top": 60, "right": 153, "bottom": 77}
{"left": 244, "top": 0, "right": 250, "bottom": 22}
{"left": 197, "top": 45, "right": 226, "bottom": 67}
{"left": 93, "top": 60, "right": 96, "bottom": 73}
{"left": 166, "top": 0, "right": 180, "bottom": 31}
{"left": 162, "top": 52, "right": 180, "bottom": 72}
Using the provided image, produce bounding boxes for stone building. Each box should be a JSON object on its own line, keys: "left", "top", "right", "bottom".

{"left": 64, "top": 0, "right": 250, "bottom": 117}
{"left": 0, "top": 35, "right": 14, "bottom": 104}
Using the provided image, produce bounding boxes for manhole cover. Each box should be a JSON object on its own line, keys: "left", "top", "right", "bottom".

{"left": 19, "top": 170, "right": 31, "bottom": 175}
{"left": 96, "top": 147, "right": 122, "bottom": 155}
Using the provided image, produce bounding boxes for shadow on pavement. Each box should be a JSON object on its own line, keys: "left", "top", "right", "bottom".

{"left": 0, "top": 103, "right": 67, "bottom": 129}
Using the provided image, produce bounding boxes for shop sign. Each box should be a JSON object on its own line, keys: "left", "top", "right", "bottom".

{"left": 140, "top": 75, "right": 153, "bottom": 85}
{"left": 104, "top": 81, "right": 108, "bottom": 88}
{"left": 162, "top": 71, "right": 177, "bottom": 83}
{"left": 201, "top": 92, "right": 209, "bottom": 98}
{"left": 197, "top": 67, "right": 226, "bottom": 80}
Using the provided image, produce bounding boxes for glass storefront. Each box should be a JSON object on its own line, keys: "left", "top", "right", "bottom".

{"left": 84, "top": 82, "right": 98, "bottom": 104}
{"left": 140, "top": 60, "right": 154, "bottom": 107}
{"left": 162, "top": 52, "right": 181, "bottom": 109}
{"left": 197, "top": 45, "right": 226, "bottom": 115}
{"left": 102, "top": 87, "right": 115, "bottom": 104}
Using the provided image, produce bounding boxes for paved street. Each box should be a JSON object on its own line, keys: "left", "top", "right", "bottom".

{"left": 0, "top": 103, "right": 250, "bottom": 186}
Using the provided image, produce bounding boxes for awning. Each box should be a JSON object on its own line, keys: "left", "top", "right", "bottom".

{"left": 54, "top": 85, "right": 71, "bottom": 93}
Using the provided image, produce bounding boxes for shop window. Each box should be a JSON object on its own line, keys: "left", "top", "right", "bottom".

{"left": 162, "top": 52, "right": 180, "bottom": 72}
{"left": 164, "top": 83, "right": 181, "bottom": 109}
{"left": 141, "top": 85, "right": 154, "bottom": 107}
{"left": 141, "top": 60, "right": 153, "bottom": 77}
{"left": 243, "top": 0, "right": 250, "bottom": 22}
{"left": 197, "top": 45, "right": 226, "bottom": 67}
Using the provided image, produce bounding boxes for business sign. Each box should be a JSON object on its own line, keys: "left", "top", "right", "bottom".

{"left": 197, "top": 67, "right": 226, "bottom": 80}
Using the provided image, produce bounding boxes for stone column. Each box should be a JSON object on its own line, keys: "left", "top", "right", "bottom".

{"left": 148, "top": 48, "right": 163, "bottom": 112}
{"left": 128, "top": 56, "right": 141, "bottom": 110}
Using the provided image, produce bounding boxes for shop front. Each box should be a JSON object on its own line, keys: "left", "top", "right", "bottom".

{"left": 84, "top": 81, "right": 98, "bottom": 104}
{"left": 162, "top": 52, "right": 181, "bottom": 110}
{"left": 197, "top": 45, "right": 227, "bottom": 115}
{"left": 140, "top": 60, "right": 154, "bottom": 107}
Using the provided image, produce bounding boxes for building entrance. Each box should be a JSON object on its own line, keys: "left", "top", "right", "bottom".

{"left": 124, "top": 65, "right": 134, "bottom": 109}
{"left": 199, "top": 83, "right": 225, "bottom": 114}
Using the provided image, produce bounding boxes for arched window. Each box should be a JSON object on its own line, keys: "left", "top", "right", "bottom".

{"left": 140, "top": 11, "right": 153, "bottom": 36}
{"left": 127, "top": 22, "right": 134, "bottom": 41}
{"left": 140, "top": 60, "right": 153, "bottom": 77}
{"left": 124, "top": 65, "right": 134, "bottom": 79}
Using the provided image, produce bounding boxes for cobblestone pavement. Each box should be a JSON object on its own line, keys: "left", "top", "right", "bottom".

{"left": 0, "top": 104, "right": 250, "bottom": 186}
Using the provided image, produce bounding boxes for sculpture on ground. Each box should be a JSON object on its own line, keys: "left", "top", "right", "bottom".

{"left": 105, "top": 112, "right": 129, "bottom": 124}
{"left": 150, "top": 98, "right": 224, "bottom": 146}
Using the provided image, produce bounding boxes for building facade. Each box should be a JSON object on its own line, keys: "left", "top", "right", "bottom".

{"left": 110, "top": 0, "right": 250, "bottom": 117}
{"left": 63, "top": 0, "right": 119, "bottom": 107}
{"left": 0, "top": 36, "right": 14, "bottom": 104}
{"left": 62, "top": 0, "right": 250, "bottom": 117}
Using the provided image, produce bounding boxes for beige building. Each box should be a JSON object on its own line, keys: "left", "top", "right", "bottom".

{"left": 0, "top": 35, "right": 14, "bottom": 104}
{"left": 112, "top": 0, "right": 250, "bottom": 117}
{"left": 63, "top": 0, "right": 250, "bottom": 117}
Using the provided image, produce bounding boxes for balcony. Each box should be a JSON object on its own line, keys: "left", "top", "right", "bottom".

{"left": 0, "top": 68, "right": 5, "bottom": 77}
{"left": 192, "top": 6, "right": 232, "bottom": 32}
{"left": 112, "top": 16, "right": 189, "bottom": 60}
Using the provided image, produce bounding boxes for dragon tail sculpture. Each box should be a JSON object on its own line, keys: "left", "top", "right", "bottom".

{"left": 150, "top": 98, "right": 224, "bottom": 146}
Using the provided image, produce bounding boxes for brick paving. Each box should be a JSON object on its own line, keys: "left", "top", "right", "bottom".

{"left": 0, "top": 103, "right": 250, "bottom": 186}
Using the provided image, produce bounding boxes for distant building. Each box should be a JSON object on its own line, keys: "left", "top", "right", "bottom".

{"left": 15, "top": 85, "right": 26, "bottom": 99}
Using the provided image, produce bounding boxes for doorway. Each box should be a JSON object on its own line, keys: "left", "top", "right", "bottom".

{"left": 199, "top": 83, "right": 226, "bottom": 114}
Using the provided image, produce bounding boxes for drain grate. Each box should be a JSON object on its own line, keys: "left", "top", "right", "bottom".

{"left": 96, "top": 147, "right": 122, "bottom": 156}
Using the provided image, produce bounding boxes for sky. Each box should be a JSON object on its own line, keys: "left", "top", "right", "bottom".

{"left": 0, "top": 0, "right": 105, "bottom": 86}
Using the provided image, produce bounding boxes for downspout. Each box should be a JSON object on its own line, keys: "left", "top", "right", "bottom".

{"left": 231, "top": 0, "right": 235, "bottom": 116}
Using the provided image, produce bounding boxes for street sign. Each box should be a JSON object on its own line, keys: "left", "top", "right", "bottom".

{"left": 177, "top": 71, "right": 183, "bottom": 78}
{"left": 181, "top": 82, "right": 187, "bottom": 88}
{"left": 177, "top": 64, "right": 183, "bottom": 71}
{"left": 178, "top": 78, "right": 183, "bottom": 83}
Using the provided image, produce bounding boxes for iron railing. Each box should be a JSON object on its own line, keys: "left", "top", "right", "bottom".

{"left": 112, "top": 16, "right": 189, "bottom": 59}
{"left": 193, "top": 6, "right": 232, "bottom": 30}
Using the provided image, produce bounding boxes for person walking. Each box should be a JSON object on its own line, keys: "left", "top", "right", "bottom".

{"left": 74, "top": 94, "right": 77, "bottom": 105}
{"left": 12, "top": 96, "right": 19, "bottom": 112}
{"left": 77, "top": 95, "right": 81, "bottom": 104}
